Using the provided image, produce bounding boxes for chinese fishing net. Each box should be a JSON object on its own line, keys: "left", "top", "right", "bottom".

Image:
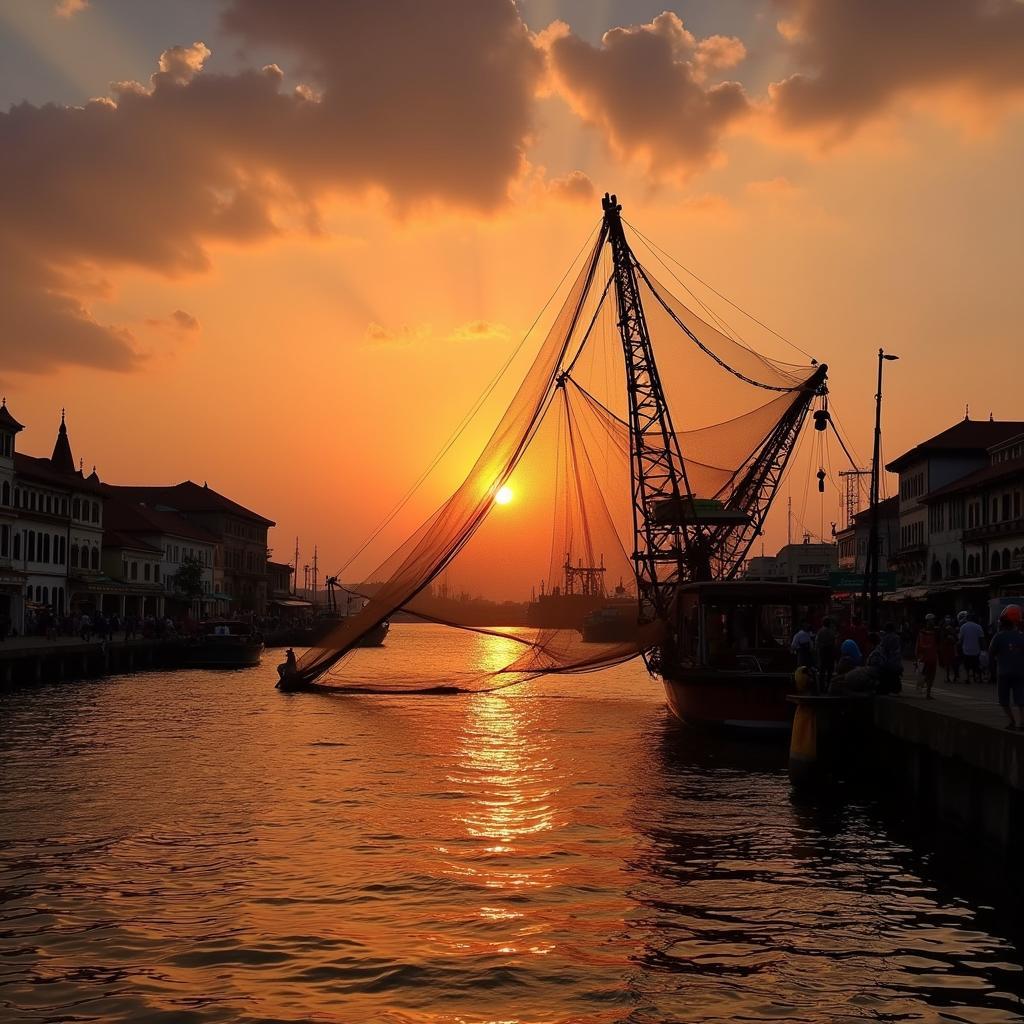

{"left": 291, "top": 211, "right": 823, "bottom": 692}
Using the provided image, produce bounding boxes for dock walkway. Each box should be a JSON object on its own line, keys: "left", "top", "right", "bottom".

{"left": 874, "top": 666, "right": 1022, "bottom": 849}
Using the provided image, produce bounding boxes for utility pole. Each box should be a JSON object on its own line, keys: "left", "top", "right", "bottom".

{"left": 863, "top": 348, "right": 898, "bottom": 630}
{"left": 292, "top": 536, "right": 300, "bottom": 596}
{"left": 312, "top": 545, "right": 319, "bottom": 609}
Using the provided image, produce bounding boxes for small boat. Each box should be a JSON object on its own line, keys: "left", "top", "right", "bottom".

{"left": 582, "top": 604, "right": 639, "bottom": 643}
{"left": 660, "top": 580, "right": 829, "bottom": 733}
{"left": 179, "top": 620, "right": 264, "bottom": 669}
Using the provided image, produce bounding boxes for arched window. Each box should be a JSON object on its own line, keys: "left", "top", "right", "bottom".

{"left": 42, "top": 534, "right": 50, "bottom": 562}
{"left": 70, "top": 544, "right": 79, "bottom": 568}
{"left": 1003, "top": 548, "right": 1012, "bottom": 570}
{"left": 27, "top": 530, "right": 35, "bottom": 562}
{"left": 949, "top": 558, "right": 960, "bottom": 579}
{"left": 992, "top": 550, "right": 1002, "bottom": 572}
{"left": 91, "top": 546, "right": 99, "bottom": 570}
{"left": 42, "top": 586, "right": 48, "bottom": 605}
{"left": 57, "top": 587, "right": 65, "bottom": 613}
{"left": 13, "top": 533, "right": 20, "bottom": 559}
{"left": 0, "top": 524, "right": 8, "bottom": 557}
{"left": 72, "top": 499, "right": 80, "bottom": 519}
{"left": 1, "top": 481, "right": 8, "bottom": 505}
{"left": 57, "top": 536, "right": 65, "bottom": 564}
{"left": 13, "top": 487, "right": 20, "bottom": 507}
{"left": 930, "top": 561, "right": 943, "bottom": 582}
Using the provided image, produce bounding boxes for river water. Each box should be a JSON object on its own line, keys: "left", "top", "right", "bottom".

{"left": 2, "top": 624, "right": 1022, "bottom": 1023}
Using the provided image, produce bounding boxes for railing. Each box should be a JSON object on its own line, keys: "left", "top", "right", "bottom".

{"left": 963, "top": 517, "right": 1024, "bottom": 543}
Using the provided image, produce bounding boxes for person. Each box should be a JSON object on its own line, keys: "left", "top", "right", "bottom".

{"left": 939, "top": 616, "right": 958, "bottom": 684}
{"left": 80, "top": 612, "right": 92, "bottom": 642}
{"left": 816, "top": 616, "right": 837, "bottom": 688}
{"left": 276, "top": 648, "right": 300, "bottom": 690}
{"left": 790, "top": 621, "right": 814, "bottom": 669}
{"left": 877, "top": 622, "right": 904, "bottom": 694}
{"left": 839, "top": 636, "right": 863, "bottom": 667}
{"left": 959, "top": 613, "right": 985, "bottom": 684}
{"left": 915, "top": 614, "right": 939, "bottom": 699}
{"left": 843, "top": 615, "right": 870, "bottom": 657}
{"left": 988, "top": 604, "right": 1024, "bottom": 729}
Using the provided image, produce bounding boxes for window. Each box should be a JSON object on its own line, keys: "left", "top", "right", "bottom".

{"left": 70, "top": 544, "right": 79, "bottom": 568}
{"left": 1016, "top": 492, "right": 1022, "bottom": 519}
{"left": 0, "top": 432, "right": 10, "bottom": 457}
{"left": 90, "top": 547, "right": 99, "bottom": 570}
{"left": 0, "top": 524, "right": 7, "bottom": 556}
{"left": 144, "top": 563, "right": 151, "bottom": 582}
{"left": 992, "top": 550, "right": 1002, "bottom": 572}
{"left": 29, "top": 492, "right": 36, "bottom": 511}
{"left": 130, "top": 561, "right": 138, "bottom": 580}
{"left": 45, "top": 495, "right": 52, "bottom": 513}
{"left": 14, "top": 488, "right": 20, "bottom": 507}
{"left": 27, "top": 530, "right": 35, "bottom": 561}
{"left": 61, "top": 499, "right": 67, "bottom": 516}
{"left": 1003, "top": 494, "right": 1011, "bottom": 521}
{"left": 13, "top": 533, "right": 20, "bottom": 559}
{"left": 1, "top": 481, "right": 8, "bottom": 505}
{"left": 154, "top": 564, "right": 160, "bottom": 582}
{"left": 91, "top": 501, "right": 99, "bottom": 523}
{"left": 73, "top": 499, "right": 80, "bottom": 519}
{"left": 123, "top": 559, "right": 128, "bottom": 579}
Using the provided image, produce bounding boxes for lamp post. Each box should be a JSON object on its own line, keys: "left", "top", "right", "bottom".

{"left": 864, "top": 348, "right": 899, "bottom": 631}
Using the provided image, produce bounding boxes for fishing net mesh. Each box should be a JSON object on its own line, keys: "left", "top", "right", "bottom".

{"left": 292, "top": 223, "right": 821, "bottom": 692}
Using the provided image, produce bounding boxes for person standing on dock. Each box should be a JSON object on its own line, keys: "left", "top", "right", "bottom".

{"left": 915, "top": 614, "right": 939, "bottom": 700}
{"left": 959, "top": 613, "right": 985, "bottom": 685}
{"left": 988, "top": 605, "right": 1024, "bottom": 730}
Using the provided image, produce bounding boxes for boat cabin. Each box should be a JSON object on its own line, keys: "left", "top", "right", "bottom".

{"left": 674, "top": 580, "right": 829, "bottom": 673}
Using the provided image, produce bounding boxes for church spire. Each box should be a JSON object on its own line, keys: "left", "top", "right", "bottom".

{"left": 50, "top": 407, "right": 75, "bottom": 473}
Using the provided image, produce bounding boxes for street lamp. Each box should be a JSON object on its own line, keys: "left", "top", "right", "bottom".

{"left": 864, "top": 348, "right": 899, "bottom": 630}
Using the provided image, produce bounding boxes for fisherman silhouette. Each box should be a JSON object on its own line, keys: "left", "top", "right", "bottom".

{"left": 276, "top": 648, "right": 299, "bottom": 689}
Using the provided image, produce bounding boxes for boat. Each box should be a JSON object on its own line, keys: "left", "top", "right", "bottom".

{"left": 282, "top": 192, "right": 835, "bottom": 731}
{"left": 179, "top": 620, "right": 263, "bottom": 668}
{"left": 661, "top": 581, "right": 829, "bottom": 732}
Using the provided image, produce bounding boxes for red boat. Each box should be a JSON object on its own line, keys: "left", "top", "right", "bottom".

{"left": 661, "top": 580, "right": 829, "bottom": 733}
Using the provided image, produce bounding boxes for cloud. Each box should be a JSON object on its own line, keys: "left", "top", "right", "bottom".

{"left": 545, "top": 170, "right": 596, "bottom": 203}
{"left": 54, "top": 0, "right": 88, "bottom": 19}
{"left": 145, "top": 309, "right": 201, "bottom": 333}
{"left": 0, "top": 1, "right": 543, "bottom": 375}
{"left": 448, "top": 320, "right": 510, "bottom": 343}
{"left": 769, "top": 0, "right": 1024, "bottom": 137}
{"left": 542, "top": 12, "right": 749, "bottom": 177}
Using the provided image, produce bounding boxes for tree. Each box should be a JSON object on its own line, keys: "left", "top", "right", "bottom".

{"left": 174, "top": 555, "right": 204, "bottom": 605}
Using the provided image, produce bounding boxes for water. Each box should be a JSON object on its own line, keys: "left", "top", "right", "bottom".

{"left": 2, "top": 624, "right": 1022, "bottom": 1023}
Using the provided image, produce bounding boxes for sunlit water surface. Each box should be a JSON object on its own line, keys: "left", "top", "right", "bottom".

{"left": 2, "top": 624, "right": 1022, "bottom": 1023}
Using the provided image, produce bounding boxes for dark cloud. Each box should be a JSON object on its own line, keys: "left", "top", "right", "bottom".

{"left": 0, "top": 1, "right": 542, "bottom": 375}
{"left": 543, "top": 12, "right": 749, "bottom": 176}
{"left": 770, "top": 0, "right": 1024, "bottom": 133}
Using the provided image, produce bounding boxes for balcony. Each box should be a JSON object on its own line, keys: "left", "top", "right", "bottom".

{"left": 963, "top": 517, "right": 1024, "bottom": 544}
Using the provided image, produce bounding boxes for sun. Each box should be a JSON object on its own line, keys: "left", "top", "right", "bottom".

{"left": 495, "top": 485, "right": 514, "bottom": 506}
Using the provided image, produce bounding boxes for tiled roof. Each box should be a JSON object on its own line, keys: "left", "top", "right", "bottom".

{"left": 107, "top": 480, "right": 274, "bottom": 526}
{"left": 923, "top": 455, "right": 1024, "bottom": 503}
{"left": 887, "top": 419, "right": 1024, "bottom": 472}
{"left": 14, "top": 452, "right": 104, "bottom": 494}
{"left": 103, "top": 495, "right": 220, "bottom": 543}
{"left": 103, "top": 529, "right": 164, "bottom": 555}
{"left": 852, "top": 495, "right": 899, "bottom": 524}
{"left": 0, "top": 402, "right": 24, "bottom": 432}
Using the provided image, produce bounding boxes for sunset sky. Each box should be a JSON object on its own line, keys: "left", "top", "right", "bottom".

{"left": 2, "top": 0, "right": 1022, "bottom": 598}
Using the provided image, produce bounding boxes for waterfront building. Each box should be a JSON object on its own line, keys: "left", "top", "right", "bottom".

{"left": 0, "top": 404, "right": 105, "bottom": 632}
{"left": 267, "top": 559, "right": 310, "bottom": 621}
{"left": 885, "top": 416, "right": 1024, "bottom": 588}
{"left": 101, "top": 498, "right": 218, "bottom": 619}
{"left": 744, "top": 538, "right": 838, "bottom": 582}
{"left": 835, "top": 495, "right": 898, "bottom": 573}
{"left": 106, "top": 481, "right": 274, "bottom": 614}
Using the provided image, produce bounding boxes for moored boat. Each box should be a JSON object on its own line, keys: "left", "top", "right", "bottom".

{"left": 179, "top": 620, "right": 263, "bottom": 668}
{"left": 660, "top": 580, "right": 829, "bottom": 732}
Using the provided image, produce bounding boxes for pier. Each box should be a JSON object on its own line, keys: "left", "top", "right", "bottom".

{"left": 874, "top": 672, "right": 1023, "bottom": 851}
{"left": 0, "top": 635, "right": 175, "bottom": 685}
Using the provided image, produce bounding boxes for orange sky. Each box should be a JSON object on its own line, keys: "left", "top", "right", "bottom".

{"left": 2, "top": 1, "right": 1023, "bottom": 599}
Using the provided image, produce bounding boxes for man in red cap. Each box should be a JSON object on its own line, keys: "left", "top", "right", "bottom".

{"left": 988, "top": 604, "right": 1024, "bottom": 730}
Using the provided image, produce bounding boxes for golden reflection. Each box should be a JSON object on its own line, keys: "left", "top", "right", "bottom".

{"left": 435, "top": 631, "right": 566, "bottom": 960}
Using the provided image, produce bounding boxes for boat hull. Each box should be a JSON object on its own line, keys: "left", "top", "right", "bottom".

{"left": 179, "top": 640, "right": 264, "bottom": 669}
{"left": 661, "top": 670, "right": 795, "bottom": 733}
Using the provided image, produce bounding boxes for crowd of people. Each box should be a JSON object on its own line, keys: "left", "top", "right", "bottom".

{"left": 0, "top": 608, "right": 182, "bottom": 643}
{"left": 791, "top": 607, "right": 1024, "bottom": 729}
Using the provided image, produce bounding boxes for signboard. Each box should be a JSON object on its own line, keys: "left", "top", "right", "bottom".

{"left": 828, "top": 571, "right": 898, "bottom": 591}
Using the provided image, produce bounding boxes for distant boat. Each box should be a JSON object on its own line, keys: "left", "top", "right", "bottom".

{"left": 179, "top": 620, "right": 263, "bottom": 669}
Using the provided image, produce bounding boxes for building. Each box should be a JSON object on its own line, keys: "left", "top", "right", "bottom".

{"left": 106, "top": 481, "right": 274, "bottom": 614}
{"left": 266, "top": 559, "right": 310, "bottom": 621}
{"left": 835, "top": 495, "right": 899, "bottom": 573}
{"left": 885, "top": 417, "right": 1024, "bottom": 586}
{"left": 0, "top": 404, "right": 105, "bottom": 633}
{"left": 745, "top": 538, "right": 838, "bottom": 582}
{"left": 101, "top": 497, "right": 218, "bottom": 619}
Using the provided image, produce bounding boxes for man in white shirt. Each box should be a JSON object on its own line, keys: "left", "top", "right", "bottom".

{"left": 958, "top": 614, "right": 985, "bottom": 684}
